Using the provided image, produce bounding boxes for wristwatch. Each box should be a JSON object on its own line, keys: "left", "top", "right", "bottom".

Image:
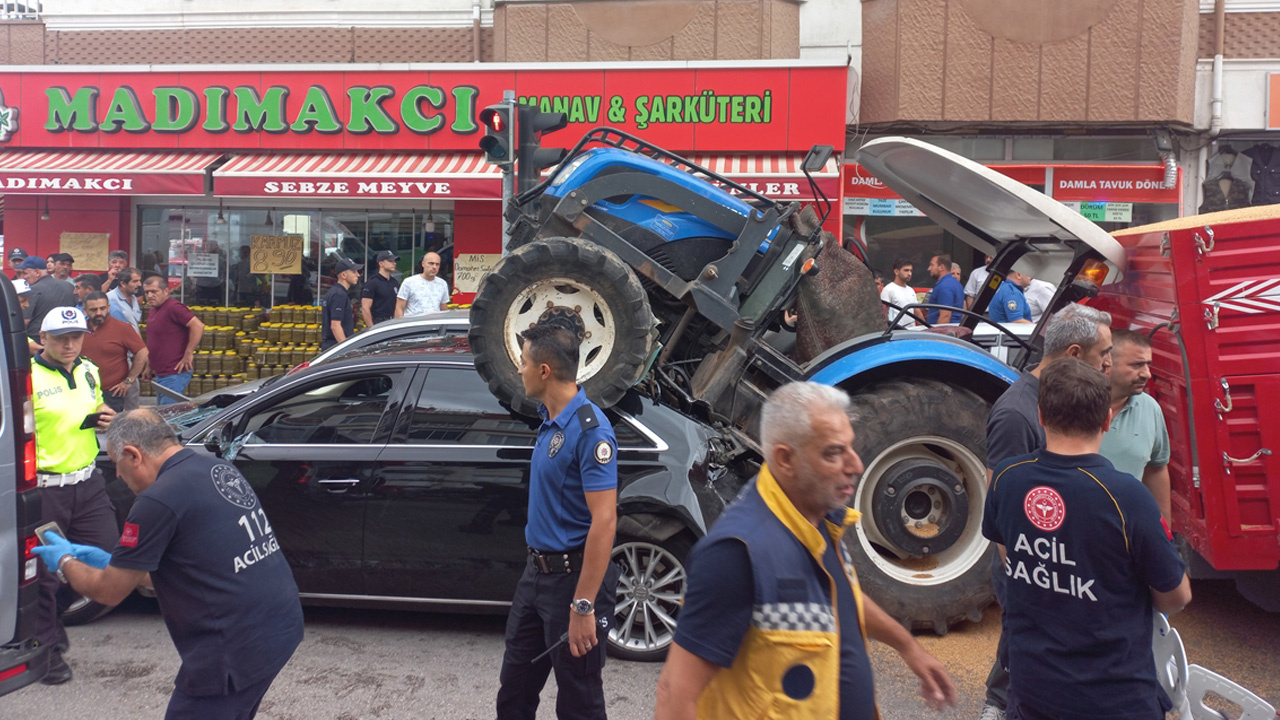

{"left": 571, "top": 598, "right": 594, "bottom": 616}
{"left": 56, "top": 555, "right": 74, "bottom": 584}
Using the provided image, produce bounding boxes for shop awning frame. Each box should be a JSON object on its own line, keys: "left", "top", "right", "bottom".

{"left": 687, "top": 154, "right": 840, "bottom": 201}
{"left": 213, "top": 152, "right": 504, "bottom": 200}
{"left": 0, "top": 151, "right": 222, "bottom": 195}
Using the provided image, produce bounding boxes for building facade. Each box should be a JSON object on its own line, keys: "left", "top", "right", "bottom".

{"left": 1190, "top": 0, "right": 1280, "bottom": 215}
{"left": 0, "top": 0, "right": 858, "bottom": 306}
{"left": 847, "top": 0, "right": 1200, "bottom": 280}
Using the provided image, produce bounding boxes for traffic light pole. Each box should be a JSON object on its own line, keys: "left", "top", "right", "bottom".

{"left": 500, "top": 90, "right": 515, "bottom": 256}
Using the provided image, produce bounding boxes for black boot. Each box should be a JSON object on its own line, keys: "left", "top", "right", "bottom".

{"left": 41, "top": 650, "right": 72, "bottom": 685}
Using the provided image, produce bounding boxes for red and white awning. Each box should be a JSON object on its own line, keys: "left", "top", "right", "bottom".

{"left": 0, "top": 151, "right": 221, "bottom": 195}
{"left": 687, "top": 154, "right": 841, "bottom": 201}
{"left": 213, "top": 153, "right": 503, "bottom": 199}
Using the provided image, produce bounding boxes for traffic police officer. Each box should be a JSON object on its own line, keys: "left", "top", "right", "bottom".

{"left": 31, "top": 306, "right": 120, "bottom": 684}
{"left": 496, "top": 320, "right": 622, "bottom": 720}
{"left": 988, "top": 270, "right": 1034, "bottom": 325}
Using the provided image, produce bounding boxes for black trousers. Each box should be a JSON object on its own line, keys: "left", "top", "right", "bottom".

{"left": 985, "top": 554, "right": 1010, "bottom": 708}
{"left": 37, "top": 470, "right": 120, "bottom": 646}
{"left": 165, "top": 668, "right": 281, "bottom": 720}
{"left": 496, "top": 559, "right": 621, "bottom": 720}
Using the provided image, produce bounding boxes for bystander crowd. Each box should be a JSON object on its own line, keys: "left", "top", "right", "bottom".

{"left": 983, "top": 357, "right": 1190, "bottom": 720}
{"left": 361, "top": 250, "right": 401, "bottom": 327}
{"left": 925, "top": 252, "right": 964, "bottom": 324}
{"left": 395, "top": 252, "right": 450, "bottom": 318}
{"left": 1100, "top": 329, "right": 1172, "bottom": 520}
{"left": 81, "top": 292, "right": 149, "bottom": 412}
{"left": 142, "top": 277, "right": 204, "bottom": 402}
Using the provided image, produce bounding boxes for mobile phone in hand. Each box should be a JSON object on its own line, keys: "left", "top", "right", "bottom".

{"left": 36, "top": 521, "right": 65, "bottom": 545}
{"left": 79, "top": 413, "right": 102, "bottom": 430}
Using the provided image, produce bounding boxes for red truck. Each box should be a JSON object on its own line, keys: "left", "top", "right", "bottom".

{"left": 1098, "top": 205, "right": 1280, "bottom": 611}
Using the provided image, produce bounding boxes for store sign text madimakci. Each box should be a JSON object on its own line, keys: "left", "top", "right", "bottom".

{"left": 0, "top": 66, "right": 845, "bottom": 153}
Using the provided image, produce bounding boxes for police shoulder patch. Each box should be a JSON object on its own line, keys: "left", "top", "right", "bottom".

{"left": 1006, "top": 300, "right": 1018, "bottom": 311}
{"left": 594, "top": 440, "right": 614, "bottom": 465}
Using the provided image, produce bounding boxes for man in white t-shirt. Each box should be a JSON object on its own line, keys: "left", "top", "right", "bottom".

{"left": 879, "top": 258, "right": 920, "bottom": 329}
{"left": 964, "top": 255, "right": 994, "bottom": 310}
{"left": 395, "top": 251, "right": 451, "bottom": 317}
{"left": 1025, "top": 278, "right": 1055, "bottom": 321}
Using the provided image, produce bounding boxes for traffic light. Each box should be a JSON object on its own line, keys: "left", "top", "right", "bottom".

{"left": 516, "top": 104, "right": 568, "bottom": 193}
{"left": 478, "top": 103, "right": 514, "bottom": 166}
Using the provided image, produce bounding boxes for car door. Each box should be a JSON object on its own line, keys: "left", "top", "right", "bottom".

{"left": 215, "top": 364, "right": 414, "bottom": 596}
{"left": 364, "top": 363, "right": 536, "bottom": 601}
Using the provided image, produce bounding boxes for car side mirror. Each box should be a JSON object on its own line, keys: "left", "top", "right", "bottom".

{"left": 203, "top": 421, "right": 235, "bottom": 458}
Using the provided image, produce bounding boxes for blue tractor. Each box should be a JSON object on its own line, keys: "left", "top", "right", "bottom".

{"left": 469, "top": 128, "right": 1125, "bottom": 634}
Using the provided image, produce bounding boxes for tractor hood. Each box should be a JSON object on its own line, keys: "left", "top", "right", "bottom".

{"left": 855, "top": 137, "right": 1127, "bottom": 281}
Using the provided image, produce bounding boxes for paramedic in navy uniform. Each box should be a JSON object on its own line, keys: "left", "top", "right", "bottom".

{"left": 496, "top": 320, "right": 622, "bottom": 720}
{"left": 33, "top": 409, "right": 304, "bottom": 720}
{"left": 982, "top": 358, "right": 1190, "bottom": 720}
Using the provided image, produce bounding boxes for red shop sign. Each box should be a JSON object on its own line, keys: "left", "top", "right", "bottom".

{"left": 0, "top": 65, "right": 846, "bottom": 154}
{"left": 1051, "top": 165, "right": 1179, "bottom": 203}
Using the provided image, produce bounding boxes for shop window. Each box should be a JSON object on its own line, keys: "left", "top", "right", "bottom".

{"left": 1200, "top": 141, "right": 1280, "bottom": 213}
{"left": 846, "top": 215, "right": 980, "bottom": 288}
{"left": 1050, "top": 138, "right": 1160, "bottom": 162}
{"left": 136, "top": 205, "right": 455, "bottom": 308}
{"left": 920, "top": 137, "right": 1006, "bottom": 161}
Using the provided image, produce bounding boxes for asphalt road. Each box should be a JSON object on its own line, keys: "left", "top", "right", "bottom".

{"left": 3, "top": 579, "right": 1276, "bottom": 719}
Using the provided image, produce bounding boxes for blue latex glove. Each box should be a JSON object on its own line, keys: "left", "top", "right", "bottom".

{"left": 31, "top": 530, "right": 73, "bottom": 571}
{"left": 71, "top": 544, "right": 112, "bottom": 569}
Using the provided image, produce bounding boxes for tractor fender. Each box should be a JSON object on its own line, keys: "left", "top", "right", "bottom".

{"left": 804, "top": 332, "right": 1019, "bottom": 401}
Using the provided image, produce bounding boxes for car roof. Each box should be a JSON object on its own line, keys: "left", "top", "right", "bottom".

{"left": 856, "top": 137, "right": 1128, "bottom": 282}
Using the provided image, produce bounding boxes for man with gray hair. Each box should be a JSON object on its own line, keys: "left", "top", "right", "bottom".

{"left": 655, "top": 382, "right": 955, "bottom": 719}
{"left": 31, "top": 409, "right": 304, "bottom": 718}
{"left": 977, "top": 302, "right": 1113, "bottom": 720}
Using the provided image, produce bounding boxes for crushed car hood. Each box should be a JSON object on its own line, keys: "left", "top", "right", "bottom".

{"left": 855, "top": 137, "right": 1127, "bottom": 282}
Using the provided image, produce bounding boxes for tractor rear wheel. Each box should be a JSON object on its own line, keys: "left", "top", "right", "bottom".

{"left": 469, "top": 237, "right": 655, "bottom": 416}
{"left": 843, "top": 378, "right": 995, "bottom": 634}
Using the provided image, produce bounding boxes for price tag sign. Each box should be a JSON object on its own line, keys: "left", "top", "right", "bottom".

{"left": 454, "top": 253, "right": 503, "bottom": 294}
{"left": 59, "top": 232, "right": 110, "bottom": 270}
{"left": 250, "top": 235, "right": 304, "bottom": 274}
{"left": 188, "top": 252, "right": 220, "bottom": 278}
{"left": 1077, "top": 202, "right": 1106, "bottom": 222}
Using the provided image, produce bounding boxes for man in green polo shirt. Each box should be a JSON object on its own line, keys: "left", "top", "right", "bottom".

{"left": 1099, "top": 329, "right": 1171, "bottom": 520}
{"left": 31, "top": 306, "right": 120, "bottom": 685}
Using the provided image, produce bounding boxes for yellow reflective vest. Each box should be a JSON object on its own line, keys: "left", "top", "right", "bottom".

{"left": 31, "top": 353, "right": 103, "bottom": 473}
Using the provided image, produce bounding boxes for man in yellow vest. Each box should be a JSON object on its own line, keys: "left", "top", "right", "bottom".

{"left": 654, "top": 382, "right": 956, "bottom": 719}
{"left": 31, "top": 306, "right": 120, "bottom": 685}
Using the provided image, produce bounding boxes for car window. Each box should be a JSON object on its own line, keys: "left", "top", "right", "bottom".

{"left": 240, "top": 371, "right": 402, "bottom": 445}
{"left": 611, "top": 418, "right": 652, "bottom": 449}
{"left": 406, "top": 367, "right": 539, "bottom": 446}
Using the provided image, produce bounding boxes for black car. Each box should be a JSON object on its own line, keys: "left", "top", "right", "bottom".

{"left": 102, "top": 346, "right": 752, "bottom": 661}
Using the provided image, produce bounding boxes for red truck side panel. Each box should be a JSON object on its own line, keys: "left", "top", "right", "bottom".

{"left": 1102, "top": 207, "right": 1280, "bottom": 572}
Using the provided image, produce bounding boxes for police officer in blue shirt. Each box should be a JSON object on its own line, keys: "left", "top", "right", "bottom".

{"left": 497, "top": 320, "right": 622, "bottom": 720}
{"left": 988, "top": 270, "right": 1034, "bottom": 325}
